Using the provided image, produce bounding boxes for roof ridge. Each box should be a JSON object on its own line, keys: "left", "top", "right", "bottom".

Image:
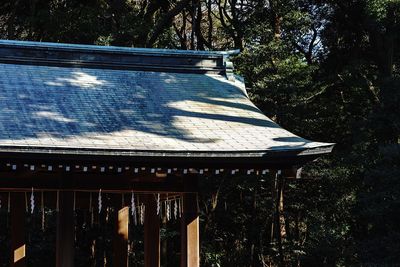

{"left": 0, "top": 39, "right": 237, "bottom": 74}
{"left": 0, "top": 39, "right": 238, "bottom": 57}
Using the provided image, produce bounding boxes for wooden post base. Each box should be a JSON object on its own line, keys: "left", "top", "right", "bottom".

{"left": 113, "top": 206, "right": 129, "bottom": 267}
{"left": 56, "top": 191, "right": 75, "bottom": 267}
{"left": 144, "top": 195, "right": 160, "bottom": 267}
{"left": 180, "top": 193, "right": 199, "bottom": 267}
{"left": 10, "top": 193, "right": 26, "bottom": 267}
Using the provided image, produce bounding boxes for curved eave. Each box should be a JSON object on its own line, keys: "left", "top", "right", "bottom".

{"left": 0, "top": 144, "right": 334, "bottom": 168}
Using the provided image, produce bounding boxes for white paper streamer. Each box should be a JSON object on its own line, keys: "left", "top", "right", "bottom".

{"left": 140, "top": 203, "right": 145, "bottom": 225}
{"left": 174, "top": 199, "right": 178, "bottom": 219}
{"left": 156, "top": 194, "right": 160, "bottom": 216}
{"left": 166, "top": 200, "right": 171, "bottom": 221}
{"left": 98, "top": 189, "right": 102, "bottom": 214}
{"left": 30, "top": 188, "right": 35, "bottom": 214}
{"left": 164, "top": 201, "right": 167, "bottom": 219}
{"left": 131, "top": 192, "right": 137, "bottom": 226}
{"left": 179, "top": 198, "right": 182, "bottom": 217}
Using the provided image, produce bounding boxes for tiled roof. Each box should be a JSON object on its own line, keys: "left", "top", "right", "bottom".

{"left": 0, "top": 40, "right": 333, "bottom": 160}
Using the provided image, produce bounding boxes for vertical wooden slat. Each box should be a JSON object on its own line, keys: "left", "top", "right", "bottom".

{"left": 180, "top": 193, "right": 200, "bottom": 267}
{"left": 10, "top": 192, "right": 26, "bottom": 267}
{"left": 56, "top": 191, "right": 75, "bottom": 267}
{"left": 113, "top": 206, "right": 129, "bottom": 267}
{"left": 144, "top": 194, "right": 160, "bottom": 267}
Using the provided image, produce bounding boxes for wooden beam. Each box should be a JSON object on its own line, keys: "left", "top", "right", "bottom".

{"left": 10, "top": 192, "right": 26, "bottom": 267}
{"left": 180, "top": 193, "right": 200, "bottom": 267}
{"left": 144, "top": 195, "right": 160, "bottom": 267}
{"left": 113, "top": 206, "right": 129, "bottom": 267}
{"left": 0, "top": 172, "right": 186, "bottom": 192}
{"left": 56, "top": 191, "right": 75, "bottom": 267}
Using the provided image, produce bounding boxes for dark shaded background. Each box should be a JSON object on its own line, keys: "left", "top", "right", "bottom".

{"left": 0, "top": 0, "right": 399, "bottom": 266}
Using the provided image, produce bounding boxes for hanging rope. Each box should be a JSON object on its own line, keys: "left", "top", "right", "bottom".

{"left": 1, "top": 190, "right": 183, "bottom": 226}
{"left": 25, "top": 192, "right": 28, "bottom": 213}
{"left": 56, "top": 190, "right": 60, "bottom": 212}
{"left": 7, "top": 192, "right": 10, "bottom": 213}
{"left": 41, "top": 191, "right": 45, "bottom": 231}
{"left": 90, "top": 192, "right": 94, "bottom": 227}
{"left": 73, "top": 191, "right": 76, "bottom": 212}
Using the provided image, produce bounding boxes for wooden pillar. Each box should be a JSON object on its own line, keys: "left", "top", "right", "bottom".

{"left": 10, "top": 192, "right": 26, "bottom": 267}
{"left": 180, "top": 193, "right": 200, "bottom": 267}
{"left": 144, "top": 195, "right": 160, "bottom": 267}
{"left": 56, "top": 191, "right": 75, "bottom": 267}
{"left": 113, "top": 206, "right": 129, "bottom": 267}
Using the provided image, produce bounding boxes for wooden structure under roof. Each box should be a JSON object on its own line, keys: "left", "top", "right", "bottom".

{"left": 0, "top": 40, "right": 334, "bottom": 267}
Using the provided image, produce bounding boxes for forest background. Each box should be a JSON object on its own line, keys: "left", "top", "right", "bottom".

{"left": 0, "top": 0, "right": 399, "bottom": 266}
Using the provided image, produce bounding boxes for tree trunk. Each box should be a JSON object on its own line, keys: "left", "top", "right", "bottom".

{"left": 275, "top": 173, "right": 286, "bottom": 266}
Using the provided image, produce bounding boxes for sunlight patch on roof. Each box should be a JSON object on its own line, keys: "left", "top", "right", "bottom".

{"left": 34, "top": 111, "right": 76, "bottom": 123}
{"left": 45, "top": 72, "right": 107, "bottom": 88}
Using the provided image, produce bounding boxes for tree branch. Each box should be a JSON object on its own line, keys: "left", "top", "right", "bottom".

{"left": 146, "top": 0, "right": 191, "bottom": 47}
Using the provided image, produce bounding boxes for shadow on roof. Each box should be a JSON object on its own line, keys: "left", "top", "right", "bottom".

{"left": 0, "top": 63, "right": 285, "bottom": 148}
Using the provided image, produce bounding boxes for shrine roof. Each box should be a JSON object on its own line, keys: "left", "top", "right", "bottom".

{"left": 0, "top": 40, "right": 333, "bottom": 166}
